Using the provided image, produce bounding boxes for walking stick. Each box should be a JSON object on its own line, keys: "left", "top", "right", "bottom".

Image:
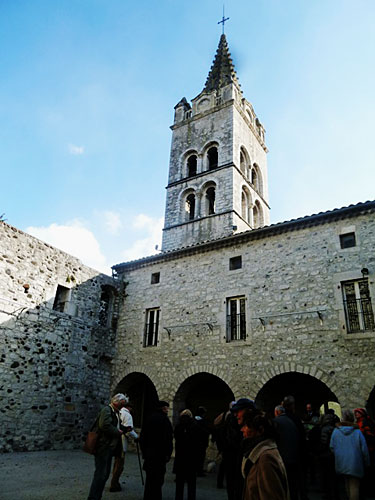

{"left": 136, "top": 441, "right": 144, "bottom": 486}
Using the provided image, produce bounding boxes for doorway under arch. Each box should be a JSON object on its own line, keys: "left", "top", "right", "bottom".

{"left": 367, "top": 386, "right": 375, "bottom": 419}
{"left": 173, "top": 372, "right": 234, "bottom": 425}
{"left": 114, "top": 372, "right": 159, "bottom": 427}
{"left": 255, "top": 372, "right": 339, "bottom": 417}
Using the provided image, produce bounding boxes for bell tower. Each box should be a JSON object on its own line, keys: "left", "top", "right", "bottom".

{"left": 161, "top": 35, "right": 270, "bottom": 252}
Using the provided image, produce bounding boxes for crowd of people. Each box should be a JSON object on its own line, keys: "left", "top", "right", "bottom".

{"left": 85, "top": 393, "right": 375, "bottom": 500}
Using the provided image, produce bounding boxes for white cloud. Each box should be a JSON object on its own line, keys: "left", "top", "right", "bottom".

{"left": 121, "top": 215, "right": 163, "bottom": 261}
{"left": 26, "top": 220, "right": 111, "bottom": 275}
{"left": 103, "top": 210, "right": 122, "bottom": 234}
{"left": 68, "top": 143, "right": 85, "bottom": 155}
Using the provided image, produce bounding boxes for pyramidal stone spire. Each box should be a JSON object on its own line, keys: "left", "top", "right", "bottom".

{"left": 204, "top": 34, "right": 241, "bottom": 93}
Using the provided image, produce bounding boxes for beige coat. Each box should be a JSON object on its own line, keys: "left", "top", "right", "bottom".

{"left": 242, "top": 439, "right": 290, "bottom": 500}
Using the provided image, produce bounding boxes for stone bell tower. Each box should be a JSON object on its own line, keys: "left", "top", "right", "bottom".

{"left": 161, "top": 35, "right": 270, "bottom": 253}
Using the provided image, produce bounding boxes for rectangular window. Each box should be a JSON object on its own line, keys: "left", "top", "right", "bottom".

{"left": 340, "top": 232, "right": 356, "bottom": 249}
{"left": 342, "top": 279, "right": 374, "bottom": 333}
{"left": 226, "top": 297, "right": 246, "bottom": 341}
{"left": 53, "top": 285, "right": 70, "bottom": 313}
{"left": 151, "top": 272, "right": 160, "bottom": 284}
{"left": 229, "top": 256, "right": 242, "bottom": 270}
{"left": 144, "top": 308, "right": 160, "bottom": 347}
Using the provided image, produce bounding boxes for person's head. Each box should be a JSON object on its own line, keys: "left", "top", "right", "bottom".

{"left": 111, "top": 393, "right": 129, "bottom": 410}
{"left": 306, "top": 403, "right": 312, "bottom": 413}
{"left": 354, "top": 408, "right": 367, "bottom": 421}
{"left": 274, "top": 405, "right": 285, "bottom": 418}
{"left": 231, "top": 398, "right": 256, "bottom": 425}
{"left": 282, "top": 395, "right": 295, "bottom": 413}
{"left": 158, "top": 400, "right": 170, "bottom": 414}
{"left": 241, "top": 410, "right": 276, "bottom": 441}
{"left": 341, "top": 409, "right": 355, "bottom": 423}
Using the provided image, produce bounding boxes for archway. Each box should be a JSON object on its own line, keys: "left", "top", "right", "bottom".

{"left": 173, "top": 372, "right": 234, "bottom": 425}
{"left": 114, "top": 372, "right": 159, "bottom": 427}
{"left": 367, "top": 386, "right": 375, "bottom": 419}
{"left": 255, "top": 372, "right": 339, "bottom": 417}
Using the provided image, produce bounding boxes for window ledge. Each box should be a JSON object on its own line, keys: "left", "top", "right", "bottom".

{"left": 344, "top": 331, "right": 375, "bottom": 340}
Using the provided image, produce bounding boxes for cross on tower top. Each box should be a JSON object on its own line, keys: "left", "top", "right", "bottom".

{"left": 218, "top": 6, "right": 229, "bottom": 34}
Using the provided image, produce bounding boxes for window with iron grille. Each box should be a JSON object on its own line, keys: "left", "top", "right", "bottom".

{"left": 342, "top": 279, "right": 374, "bottom": 333}
{"left": 226, "top": 297, "right": 246, "bottom": 341}
{"left": 144, "top": 308, "right": 160, "bottom": 347}
{"left": 229, "top": 256, "right": 242, "bottom": 270}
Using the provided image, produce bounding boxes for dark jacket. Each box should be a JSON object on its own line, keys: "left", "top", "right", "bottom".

{"left": 95, "top": 405, "right": 122, "bottom": 455}
{"left": 140, "top": 409, "right": 173, "bottom": 465}
{"left": 273, "top": 414, "right": 299, "bottom": 466}
{"left": 174, "top": 415, "right": 200, "bottom": 475}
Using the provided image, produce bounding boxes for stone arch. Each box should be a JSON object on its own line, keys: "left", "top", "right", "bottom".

{"left": 202, "top": 141, "right": 219, "bottom": 171}
{"left": 239, "top": 146, "right": 251, "bottom": 178}
{"left": 200, "top": 180, "right": 217, "bottom": 216}
{"left": 179, "top": 188, "right": 197, "bottom": 222}
{"left": 251, "top": 163, "right": 263, "bottom": 196}
{"left": 173, "top": 371, "right": 235, "bottom": 425}
{"left": 113, "top": 370, "right": 159, "bottom": 427}
{"left": 252, "top": 366, "right": 340, "bottom": 415}
{"left": 241, "top": 186, "right": 252, "bottom": 223}
{"left": 180, "top": 149, "right": 199, "bottom": 179}
{"left": 252, "top": 200, "right": 263, "bottom": 228}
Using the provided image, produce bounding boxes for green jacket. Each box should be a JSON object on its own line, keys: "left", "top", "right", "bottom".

{"left": 95, "top": 405, "right": 122, "bottom": 455}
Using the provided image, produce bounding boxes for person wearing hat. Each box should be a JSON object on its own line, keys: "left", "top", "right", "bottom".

{"left": 140, "top": 400, "right": 173, "bottom": 500}
{"left": 231, "top": 398, "right": 256, "bottom": 426}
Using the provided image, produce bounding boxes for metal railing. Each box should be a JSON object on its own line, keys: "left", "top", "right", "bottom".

{"left": 226, "top": 313, "right": 246, "bottom": 341}
{"left": 343, "top": 298, "right": 375, "bottom": 333}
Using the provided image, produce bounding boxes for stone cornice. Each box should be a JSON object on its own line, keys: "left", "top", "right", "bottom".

{"left": 112, "top": 200, "right": 375, "bottom": 273}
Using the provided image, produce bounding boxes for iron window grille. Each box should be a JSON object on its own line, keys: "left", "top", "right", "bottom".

{"left": 342, "top": 279, "right": 375, "bottom": 333}
{"left": 144, "top": 308, "right": 160, "bottom": 347}
{"left": 226, "top": 297, "right": 246, "bottom": 341}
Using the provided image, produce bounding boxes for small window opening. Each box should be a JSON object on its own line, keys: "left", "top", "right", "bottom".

{"left": 206, "top": 187, "right": 216, "bottom": 215}
{"left": 229, "top": 256, "right": 242, "bottom": 270}
{"left": 144, "top": 308, "right": 160, "bottom": 347}
{"left": 53, "top": 285, "right": 70, "bottom": 313}
{"left": 340, "top": 233, "right": 356, "bottom": 249}
{"left": 251, "top": 168, "right": 258, "bottom": 189}
{"left": 227, "top": 297, "right": 246, "bottom": 341}
{"left": 99, "top": 289, "right": 111, "bottom": 327}
{"left": 207, "top": 147, "right": 218, "bottom": 170}
{"left": 240, "top": 151, "right": 246, "bottom": 175}
{"left": 187, "top": 155, "right": 197, "bottom": 177}
{"left": 151, "top": 272, "right": 160, "bottom": 284}
{"left": 185, "top": 194, "right": 196, "bottom": 221}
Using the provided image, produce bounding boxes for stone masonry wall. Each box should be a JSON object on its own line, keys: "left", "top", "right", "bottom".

{"left": 113, "top": 211, "right": 375, "bottom": 412}
{"left": 0, "top": 221, "right": 119, "bottom": 452}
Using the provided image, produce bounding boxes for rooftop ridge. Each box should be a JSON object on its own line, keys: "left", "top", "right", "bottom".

{"left": 112, "top": 200, "right": 375, "bottom": 271}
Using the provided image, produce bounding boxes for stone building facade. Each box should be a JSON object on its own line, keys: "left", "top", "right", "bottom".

{"left": 0, "top": 221, "right": 119, "bottom": 452}
{"left": 112, "top": 36, "right": 375, "bottom": 424}
{"left": 112, "top": 202, "right": 375, "bottom": 423}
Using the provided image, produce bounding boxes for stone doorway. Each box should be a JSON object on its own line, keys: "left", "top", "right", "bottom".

{"left": 114, "top": 372, "right": 159, "bottom": 427}
{"left": 173, "top": 372, "right": 234, "bottom": 425}
{"left": 255, "top": 372, "right": 339, "bottom": 417}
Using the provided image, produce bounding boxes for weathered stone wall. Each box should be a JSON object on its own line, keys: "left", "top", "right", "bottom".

{"left": 0, "top": 221, "right": 119, "bottom": 452}
{"left": 113, "top": 210, "right": 375, "bottom": 412}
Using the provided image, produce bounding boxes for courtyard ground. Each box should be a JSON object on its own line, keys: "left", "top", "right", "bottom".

{"left": 1, "top": 449, "right": 328, "bottom": 500}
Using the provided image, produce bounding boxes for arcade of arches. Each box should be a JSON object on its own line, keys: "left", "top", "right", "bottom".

{"left": 113, "top": 370, "right": 375, "bottom": 426}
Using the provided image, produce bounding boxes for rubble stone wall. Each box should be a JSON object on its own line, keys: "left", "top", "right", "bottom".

{"left": 0, "top": 221, "right": 119, "bottom": 452}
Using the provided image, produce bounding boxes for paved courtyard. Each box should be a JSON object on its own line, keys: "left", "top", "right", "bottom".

{"left": 0, "top": 448, "right": 341, "bottom": 500}
{"left": 1, "top": 449, "right": 227, "bottom": 500}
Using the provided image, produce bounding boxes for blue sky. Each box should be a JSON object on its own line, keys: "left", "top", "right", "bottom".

{"left": 1, "top": 1, "right": 374, "bottom": 274}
